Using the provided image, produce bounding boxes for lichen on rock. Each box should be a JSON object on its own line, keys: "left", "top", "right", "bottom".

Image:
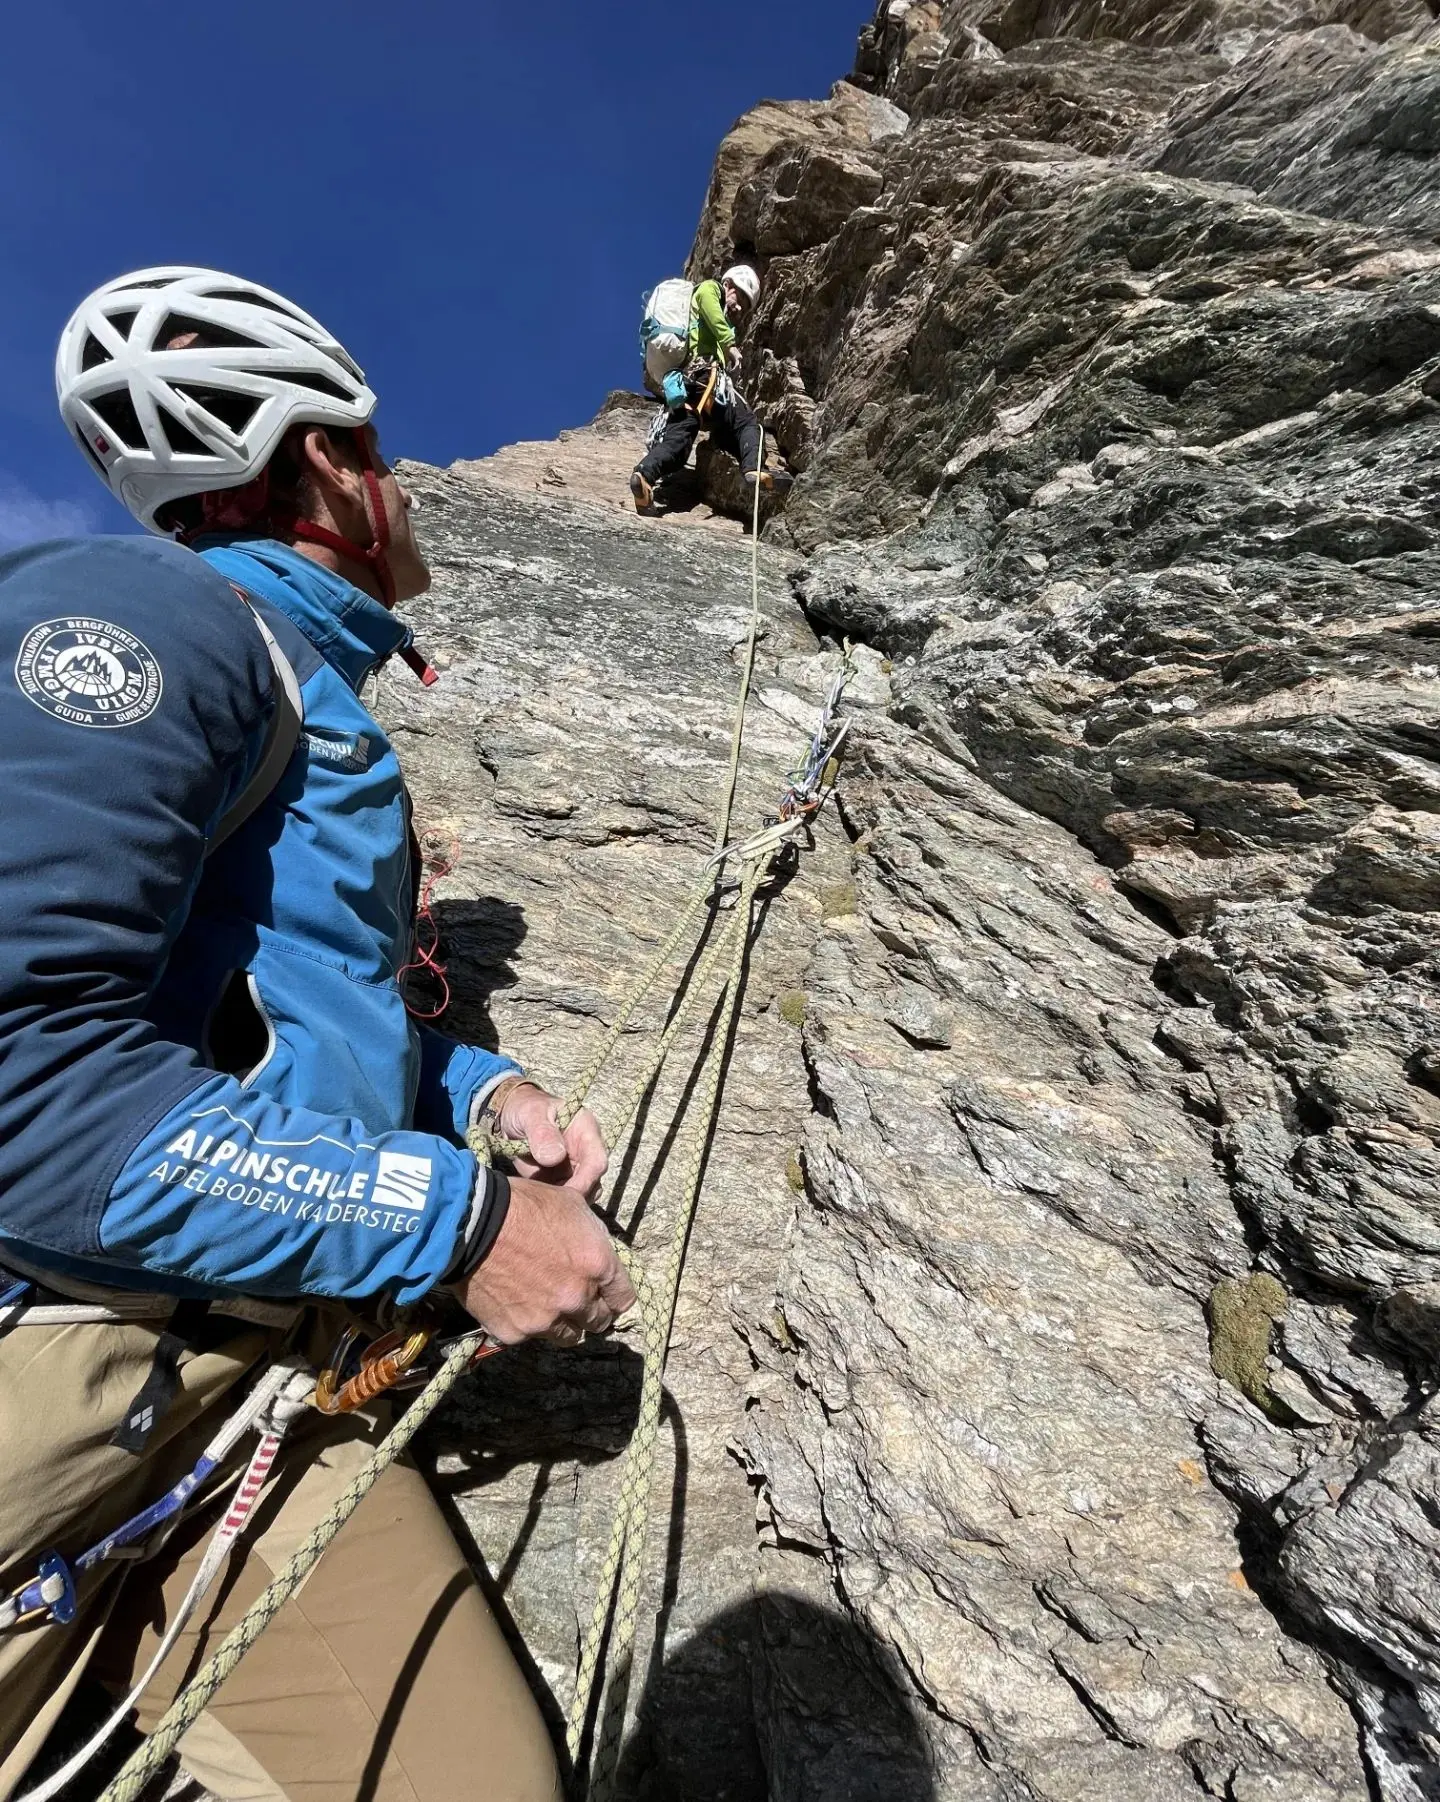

{"left": 776, "top": 989, "right": 809, "bottom": 1028}
{"left": 1208, "top": 1271, "right": 1291, "bottom": 1418}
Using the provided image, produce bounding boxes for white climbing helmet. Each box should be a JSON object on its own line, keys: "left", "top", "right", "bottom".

{"left": 722, "top": 265, "right": 762, "bottom": 308}
{"left": 56, "top": 266, "right": 376, "bottom": 534}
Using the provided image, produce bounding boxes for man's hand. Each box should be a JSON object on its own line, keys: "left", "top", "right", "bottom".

{"left": 727, "top": 346, "right": 742, "bottom": 372}
{"left": 495, "top": 1080, "right": 607, "bottom": 1200}
{"left": 452, "top": 1177, "right": 635, "bottom": 1345}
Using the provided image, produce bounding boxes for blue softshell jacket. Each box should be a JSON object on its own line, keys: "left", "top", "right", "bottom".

{"left": 0, "top": 534, "right": 518, "bottom": 1306}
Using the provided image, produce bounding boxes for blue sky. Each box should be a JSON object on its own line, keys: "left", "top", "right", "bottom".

{"left": 0, "top": 1, "right": 869, "bottom": 544}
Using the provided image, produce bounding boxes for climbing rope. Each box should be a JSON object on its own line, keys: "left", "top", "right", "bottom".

{"left": 568, "top": 851, "right": 771, "bottom": 1802}
{"left": 711, "top": 427, "right": 765, "bottom": 854}
{"left": 95, "top": 428, "right": 841, "bottom": 1802}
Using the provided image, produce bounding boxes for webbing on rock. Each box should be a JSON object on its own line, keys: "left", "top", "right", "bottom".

{"left": 97, "top": 427, "right": 829, "bottom": 1802}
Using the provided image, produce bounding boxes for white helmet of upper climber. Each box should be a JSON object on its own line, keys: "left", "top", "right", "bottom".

{"left": 56, "top": 266, "right": 376, "bottom": 534}
{"left": 722, "top": 265, "right": 762, "bottom": 308}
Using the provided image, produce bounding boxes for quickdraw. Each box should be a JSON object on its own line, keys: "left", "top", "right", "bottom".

{"left": 313, "top": 1322, "right": 502, "bottom": 1415}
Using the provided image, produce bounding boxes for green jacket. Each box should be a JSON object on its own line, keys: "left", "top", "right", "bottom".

{"left": 689, "top": 279, "right": 736, "bottom": 363}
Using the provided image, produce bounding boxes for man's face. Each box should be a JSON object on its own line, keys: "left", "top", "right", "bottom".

{"left": 365, "top": 429, "right": 431, "bottom": 602}
{"left": 723, "top": 281, "right": 743, "bottom": 317}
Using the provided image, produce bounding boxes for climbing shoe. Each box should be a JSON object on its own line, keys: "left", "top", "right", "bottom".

{"left": 630, "top": 469, "right": 658, "bottom": 516}
{"left": 744, "top": 467, "right": 795, "bottom": 493}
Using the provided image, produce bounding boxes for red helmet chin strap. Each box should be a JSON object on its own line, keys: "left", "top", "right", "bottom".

{"left": 282, "top": 435, "right": 438, "bottom": 686}
{"left": 284, "top": 433, "right": 394, "bottom": 607}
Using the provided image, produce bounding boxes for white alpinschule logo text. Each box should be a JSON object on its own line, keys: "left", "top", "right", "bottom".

{"left": 15, "top": 616, "right": 163, "bottom": 729}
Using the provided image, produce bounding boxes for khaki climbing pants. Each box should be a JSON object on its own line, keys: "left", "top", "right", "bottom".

{"left": 0, "top": 1306, "right": 562, "bottom": 1802}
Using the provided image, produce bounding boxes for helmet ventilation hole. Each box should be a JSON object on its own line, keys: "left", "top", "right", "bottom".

{"left": 172, "top": 385, "right": 262, "bottom": 436}
{"left": 89, "top": 390, "right": 146, "bottom": 451}
{"left": 157, "top": 313, "right": 259, "bottom": 353}
{"left": 287, "top": 371, "right": 359, "bottom": 404}
{"left": 209, "top": 288, "right": 301, "bottom": 317}
{"left": 158, "top": 408, "right": 214, "bottom": 457}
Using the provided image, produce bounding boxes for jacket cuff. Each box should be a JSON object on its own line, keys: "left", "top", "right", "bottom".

{"left": 413, "top": 1027, "right": 524, "bottom": 1146}
{"left": 443, "top": 1166, "right": 512, "bottom": 1286}
{"left": 465, "top": 1068, "right": 527, "bottom": 1135}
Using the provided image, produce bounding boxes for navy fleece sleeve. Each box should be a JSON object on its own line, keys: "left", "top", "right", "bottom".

{"left": 0, "top": 538, "right": 480, "bottom": 1304}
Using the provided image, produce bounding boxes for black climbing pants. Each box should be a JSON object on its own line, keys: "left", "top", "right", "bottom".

{"left": 637, "top": 387, "right": 762, "bottom": 488}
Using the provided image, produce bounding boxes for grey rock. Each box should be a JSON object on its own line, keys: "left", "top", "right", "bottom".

{"left": 626, "top": 1, "right": 1440, "bottom": 1794}
{"left": 202, "top": 6, "right": 1440, "bottom": 1799}
{"left": 734, "top": 142, "right": 886, "bottom": 258}
{"left": 1137, "top": 24, "right": 1440, "bottom": 236}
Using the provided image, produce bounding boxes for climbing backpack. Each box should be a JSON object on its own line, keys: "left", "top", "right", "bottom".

{"left": 640, "top": 278, "right": 695, "bottom": 386}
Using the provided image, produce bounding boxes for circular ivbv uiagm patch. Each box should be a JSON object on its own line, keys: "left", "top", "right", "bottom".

{"left": 15, "top": 616, "right": 163, "bottom": 729}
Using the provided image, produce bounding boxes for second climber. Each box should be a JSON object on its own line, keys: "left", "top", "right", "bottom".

{"left": 630, "top": 264, "right": 792, "bottom": 516}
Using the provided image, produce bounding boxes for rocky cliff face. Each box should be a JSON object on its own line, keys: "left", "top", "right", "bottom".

{"left": 390, "top": 7, "right": 1440, "bottom": 1798}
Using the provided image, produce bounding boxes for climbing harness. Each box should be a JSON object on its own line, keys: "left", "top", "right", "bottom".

{"left": 0, "top": 1278, "right": 298, "bottom": 1335}
{"left": 47, "top": 427, "right": 849, "bottom": 1802}
{"left": 8, "top": 1359, "right": 314, "bottom": 1802}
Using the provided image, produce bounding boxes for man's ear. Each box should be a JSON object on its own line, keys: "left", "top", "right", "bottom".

{"left": 297, "top": 427, "right": 364, "bottom": 517}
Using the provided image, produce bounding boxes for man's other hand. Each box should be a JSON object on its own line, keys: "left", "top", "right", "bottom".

{"left": 453, "top": 1177, "right": 635, "bottom": 1345}
{"left": 497, "top": 1081, "right": 607, "bottom": 1200}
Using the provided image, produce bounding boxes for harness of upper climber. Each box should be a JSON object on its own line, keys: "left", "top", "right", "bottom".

{"left": 11, "top": 428, "right": 848, "bottom": 1802}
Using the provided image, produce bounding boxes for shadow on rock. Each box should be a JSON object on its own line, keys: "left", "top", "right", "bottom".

{"left": 612, "top": 1589, "right": 937, "bottom": 1802}
{"left": 417, "top": 895, "right": 527, "bottom": 1052}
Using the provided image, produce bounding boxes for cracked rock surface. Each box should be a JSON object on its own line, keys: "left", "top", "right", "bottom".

{"left": 682, "top": 0, "right": 1439, "bottom": 1794}
{"left": 361, "top": 3, "right": 1440, "bottom": 1797}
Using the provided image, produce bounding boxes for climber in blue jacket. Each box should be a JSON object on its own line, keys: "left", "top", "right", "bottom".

{"left": 0, "top": 268, "right": 630, "bottom": 1802}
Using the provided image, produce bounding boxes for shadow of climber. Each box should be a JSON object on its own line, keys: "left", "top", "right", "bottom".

{"left": 613, "top": 1589, "right": 937, "bottom": 1802}
{"left": 419, "top": 895, "right": 527, "bottom": 1051}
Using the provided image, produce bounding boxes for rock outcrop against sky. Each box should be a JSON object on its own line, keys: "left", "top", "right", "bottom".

{"left": 384, "top": 6, "right": 1440, "bottom": 1797}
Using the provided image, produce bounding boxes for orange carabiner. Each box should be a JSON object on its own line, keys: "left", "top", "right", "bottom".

{"left": 313, "top": 1327, "right": 434, "bottom": 1416}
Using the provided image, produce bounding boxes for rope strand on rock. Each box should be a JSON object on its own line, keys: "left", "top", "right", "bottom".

{"left": 568, "top": 853, "right": 771, "bottom": 1801}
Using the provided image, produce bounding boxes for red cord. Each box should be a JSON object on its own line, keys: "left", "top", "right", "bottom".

{"left": 401, "top": 829, "right": 461, "bottom": 1020}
